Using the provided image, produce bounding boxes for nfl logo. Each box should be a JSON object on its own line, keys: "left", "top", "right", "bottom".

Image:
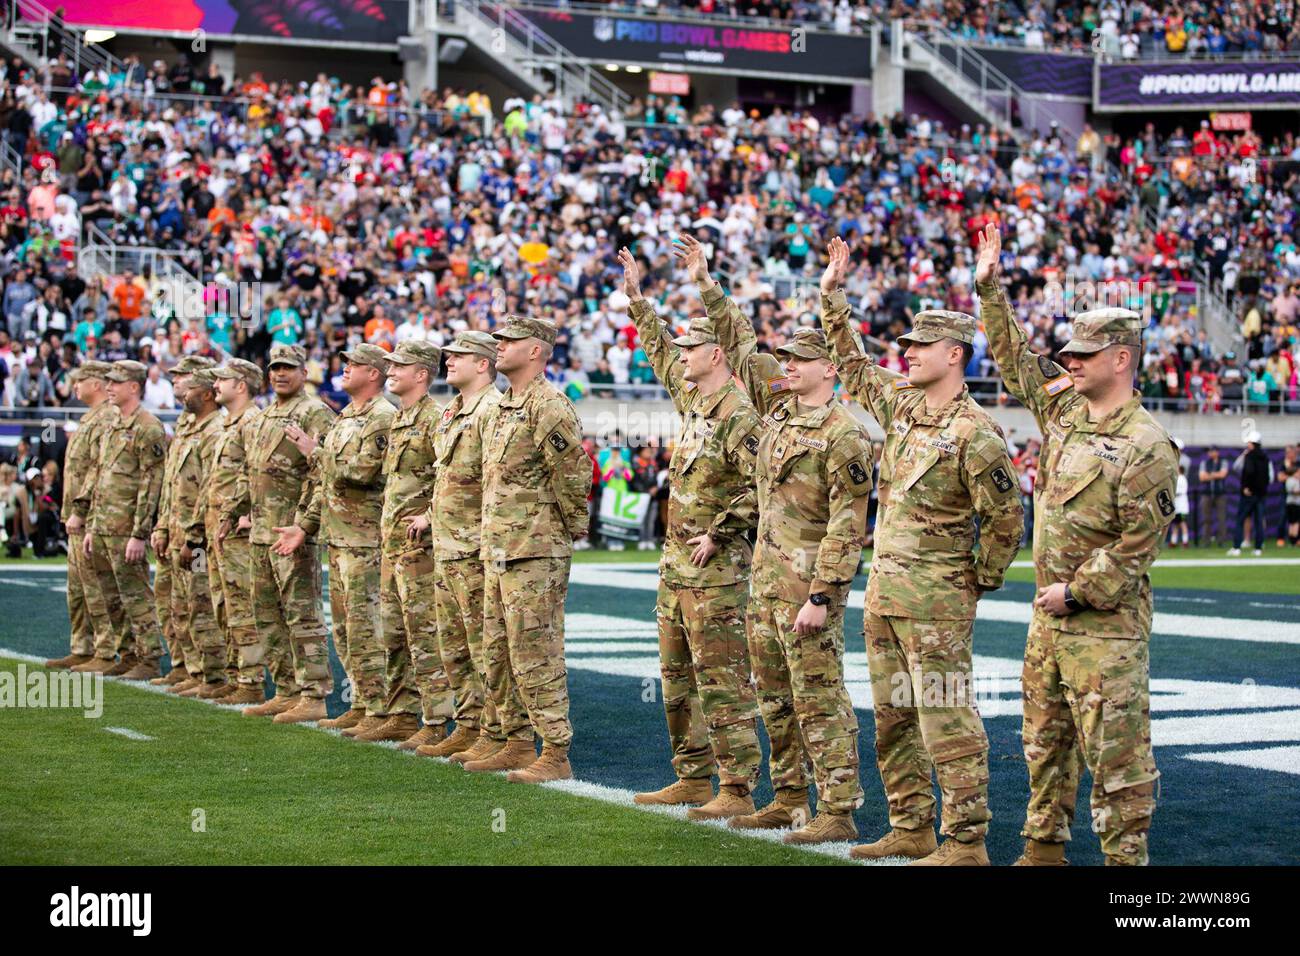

{"left": 594, "top": 17, "right": 614, "bottom": 42}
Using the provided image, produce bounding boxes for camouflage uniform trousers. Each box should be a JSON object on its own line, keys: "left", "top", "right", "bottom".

{"left": 655, "top": 581, "right": 762, "bottom": 791}
{"left": 201, "top": 530, "right": 233, "bottom": 682}
{"left": 153, "top": 557, "right": 181, "bottom": 669}
{"left": 747, "top": 595, "right": 863, "bottom": 813}
{"left": 865, "top": 612, "right": 991, "bottom": 841}
{"left": 213, "top": 533, "right": 263, "bottom": 686}
{"left": 482, "top": 556, "right": 572, "bottom": 747}
{"left": 1022, "top": 611, "right": 1159, "bottom": 866}
{"left": 69, "top": 534, "right": 123, "bottom": 658}
{"left": 250, "top": 542, "right": 332, "bottom": 699}
{"left": 87, "top": 534, "right": 160, "bottom": 663}
{"left": 434, "top": 555, "right": 496, "bottom": 735}
{"left": 172, "top": 546, "right": 225, "bottom": 681}
{"left": 381, "top": 546, "right": 453, "bottom": 723}
{"left": 329, "top": 546, "right": 386, "bottom": 716}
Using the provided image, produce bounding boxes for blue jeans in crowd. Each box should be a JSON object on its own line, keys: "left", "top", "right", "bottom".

{"left": 1234, "top": 494, "right": 1266, "bottom": 550}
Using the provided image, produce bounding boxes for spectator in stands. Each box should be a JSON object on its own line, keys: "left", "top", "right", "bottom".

{"left": 1198, "top": 446, "right": 1230, "bottom": 545}
{"left": 1230, "top": 432, "right": 1274, "bottom": 555}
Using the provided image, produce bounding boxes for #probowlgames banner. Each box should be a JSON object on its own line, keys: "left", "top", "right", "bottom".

{"left": 1095, "top": 58, "right": 1300, "bottom": 111}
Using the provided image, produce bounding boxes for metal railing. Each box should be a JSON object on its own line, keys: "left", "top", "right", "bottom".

{"left": 455, "top": 0, "right": 631, "bottom": 114}
{"left": 6, "top": 0, "right": 127, "bottom": 82}
{"left": 501, "top": 0, "right": 876, "bottom": 36}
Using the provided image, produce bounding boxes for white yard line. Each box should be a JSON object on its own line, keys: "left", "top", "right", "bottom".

{"left": 104, "top": 727, "right": 155, "bottom": 741}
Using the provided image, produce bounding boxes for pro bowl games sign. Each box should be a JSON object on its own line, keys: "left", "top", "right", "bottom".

{"left": 1095, "top": 58, "right": 1300, "bottom": 111}
{"left": 515, "top": 7, "right": 873, "bottom": 81}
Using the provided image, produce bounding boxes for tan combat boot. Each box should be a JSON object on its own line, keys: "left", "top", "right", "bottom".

{"left": 783, "top": 810, "right": 858, "bottom": 845}
{"left": 45, "top": 653, "right": 93, "bottom": 670}
{"left": 222, "top": 684, "right": 266, "bottom": 705}
{"left": 318, "top": 708, "right": 366, "bottom": 730}
{"left": 121, "top": 660, "right": 160, "bottom": 681}
{"left": 728, "top": 789, "right": 811, "bottom": 830}
{"left": 633, "top": 777, "right": 714, "bottom": 806}
{"left": 273, "top": 696, "right": 327, "bottom": 724}
{"left": 449, "top": 735, "right": 502, "bottom": 765}
{"left": 397, "top": 723, "right": 448, "bottom": 751}
{"left": 911, "top": 838, "right": 990, "bottom": 866}
{"left": 73, "top": 656, "right": 118, "bottom": 674}
{"left": 208, "top": 681, "right": 239, "bottom": 700}
{"left": 151, "top": 668, "right": 188, "bottom": 686}
{"left": 243, "top": 694, "right": 299, "bottom": 717}
{"left": 169, "top": 677, "right": 203, "bottom": 696}
{"left": 105, "top": 654, "right": 139, "bottom": 677}
{"left": 506, "top": 743, "right": 573, "bottom": 784}
{"left": 850, "top": 827, "right": 938, "bottom": 861}
{"left": 463, "top": 739, "right": 537, "bottom": 773}
{"left": 196, "top": 680, "right": 232, "bottom": 700}
{"left": 340, "top": 714, "right": 387, "bottom": 737}
{"left": 1013, "top": 839, "right": 1068, "bottom": 866}
{"left": 351, "top": 713, "right": 420, "bottom": 741}
{"left": 417, "top": 724, "right": 479, "bottom": 758}
{"left": 687, "top": 785, "right": 754, "bottom": 821}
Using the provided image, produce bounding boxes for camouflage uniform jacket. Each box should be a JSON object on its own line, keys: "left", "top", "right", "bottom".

{"left": 381, "top": 394, "right": 442, "bottom": 554}
{"left": 480, "top": 373, "right": 592, "bottom": 562}
{"left": 63, "top": 401, "right": 118, "bottom": 524}
{"left": 822, "top": 289, "right": 1023, "bottom": 620}
{"left": 301, "top": 394, "right": 393, "bottom": 545}
{"left": 241, "top": 391, "right": 336, "bottom": 546}
{"left": 80, "top": 404, "right": 168, "bottom": 539}
{"left": 705, "top": 284, "right": 872, "bottom": 605}
{"left": 169, "top": 409, "right": 224, "bottom": 548}
{"left": 977, "top": 278, "right": 1178, "bottom": 639}
{"left": 427, "top": 385, "right": 501, "bottom": 560}
{"left": 206, "top": 403, "right": 261, "bottom": 534}
{"left": 628, "top": 297, "right": 761, "bottom": 587}
{"left": 153, "top": 410, "right": 193, "bottom": 547}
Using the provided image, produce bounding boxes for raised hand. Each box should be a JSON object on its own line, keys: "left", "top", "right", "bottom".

{"left": 975, "top": 222, "right": 1002, "bottom": 284}
{"left": 672, "top": 234, "right": 711, "bottom": 285}
{"left": 284, "top": 423, "right": 318, "bottom": 457}
{"left": 821, "top": 235, "right": 850, "bottom": 295}
{"left": 618, "top": 247, "right": 643, "bottom": 302}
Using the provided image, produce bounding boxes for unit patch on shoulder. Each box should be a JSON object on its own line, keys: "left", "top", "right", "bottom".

{"left": 548, "top": 431, "right": 570, "bottom": 453}
{"left": 991, "top": 466, "right": 1014, "bottom": 493}
{"left": 847, "top": 460, "right": 871, "bottom": 486}
{"left": 152, "top": 443, "right": 164, "bottom": 459}
{"left": 1038, "top": 354, "right": 1059, "bottom": 379}
{"left": 376, "top": 434, "right": 388, "bottom": 451}
{"left": 1157, "top": 489, "right": 1175, "bottom": 517}
{"left": 743, "top": 434, "right": 760, "bottom": 455}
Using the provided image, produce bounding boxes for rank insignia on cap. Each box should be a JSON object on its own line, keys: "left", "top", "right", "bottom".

{"left": 991, "top": 466, "right": 1014, "bottom": 493}
{"left": 548, "top": 431, "right": 569, "bottom": 452}
{"left": 1157, "top": 489, "right": 1174, "bottom": 516}
{"left": 848, "top": 460, "right": 870, "bottom": 486}
{"left": 743, "top": 434, "right": 760, "bottom": 455}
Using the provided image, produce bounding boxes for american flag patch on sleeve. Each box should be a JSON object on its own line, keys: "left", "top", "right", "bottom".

{"left": 1044, "top": 374, "right": 1072, "bottom": 396}
{"left": 768, "top": 376, "right": 790, "bottom": 394}
{"left": 893, "top": 380, "right": 914, "bottom": 390}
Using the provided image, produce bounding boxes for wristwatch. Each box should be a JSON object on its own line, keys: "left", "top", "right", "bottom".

{"left": 808, "top": 592, "right": 831, "bottom": 607}
{"left": 1063, "top": 585, "right": 1082, "bottom": 613}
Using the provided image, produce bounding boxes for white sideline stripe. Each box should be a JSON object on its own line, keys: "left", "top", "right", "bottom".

{"left": 1184, "top": 745, "right": 1300, "bottom": 775}
{"left": 567, "top": 568, "right": 1300, "bottom": 646}
{"left": 105, "top": 726, "right": 154, "bottom": 741}
{"left": 0, "top": 649, "right": 889, "bottom": 866}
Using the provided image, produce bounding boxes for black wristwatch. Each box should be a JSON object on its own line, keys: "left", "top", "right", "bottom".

{"left": 1063, "top": 585, "right": 1082, "bottom": 613}
{"left": 808, "top": 592, "right": 831, "bottom": 607}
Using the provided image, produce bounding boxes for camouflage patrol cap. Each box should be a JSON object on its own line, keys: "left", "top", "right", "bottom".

{"left": 166, "top": 355, "right": 217, "bottom": 379}
{"left": 71, "top": 360, "right": 114, "bottom": 382}
{"left": 492, "top": 314, "right": 557, "bottom": 345}
{"left": 386, "top": 340, "right": 442, "bottom": 372}
{"left": 776, "top": 328, "right": 832, "bottom": 361}
{"left": 106, "top": 360, "right": 148, "bottom": 384}
{"left": 341, "top": 342, "right": 392, "bottom": 372}
{"left": 898, "top": 310, "right": 977, "bottom": 346}
{"left": 671, "top": 315, "right": 720, "bottom": 348}
{"left": 1059, "top": 308, "right": 1144, "bottom": 355}
{"left": 442, "top": 330, "right": 498, "bottom": 360}
{"left": 267, "top": 343, "right": 307, "bottom": 368}
{"left": 189, "top": 367, "right": 218, "bottom": 389}
{"left": 211, "top": 358, "right": 264, "bottom": 391}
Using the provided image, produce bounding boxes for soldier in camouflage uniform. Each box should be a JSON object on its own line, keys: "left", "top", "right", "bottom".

{"left": 618, "top": 248, "right": 765, "bottom": 820}
{"left": 976, "top": 223, "right": 1178, "bottom": 866}
{"left": 463, "top": 315, "right": 591, "bottom": 782}
{"left": 404, "top": 332, "right": 504, "bottom": 761}
{"left": 239, "top": 343, "right": 336, "bottom": 723}
{"left": 151, "top": 356, "right": 216, "bottom": 692}
{"left": 208, "top": 359, "right": 266, "bottom": 706}
{"left": 819, "top": 236, "right": 1023, "bottom": 865}
{"left": 165, "top": 368, "right": 227, "bottom": 697}
{"left": 346, "top": 339, "right": 452, "bottom": 747}
{"left": 71, "top": 360, "right": 166, "bottom": 677}
{"left": 291, "top": 344, "right": 395, "bottom": 732}
{"left": 46, "top": 362, "right": 122, "bottom": 671}
{"left": 677, "top": 235, "right": 870, "bottom": 845}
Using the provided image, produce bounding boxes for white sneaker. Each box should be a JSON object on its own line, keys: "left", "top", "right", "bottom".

{"left": 1226, "top": 548, "right": 1241, "bottom": 556}
{"left": 1253, "top": 549, "right": 1263, "bottom": 556}
{"left": 609, "top": 542, "right": 624, "bottom": 551}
